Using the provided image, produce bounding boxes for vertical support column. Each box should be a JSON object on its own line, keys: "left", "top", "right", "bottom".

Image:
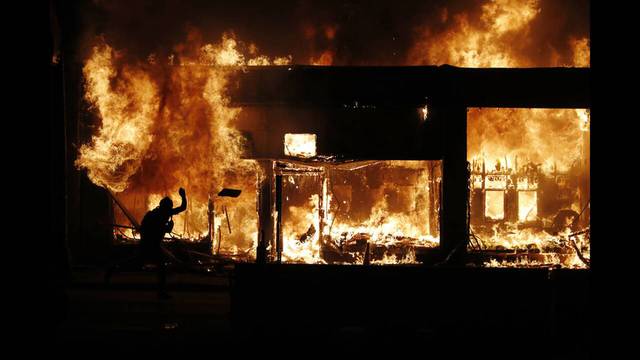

{"left": 427, "top": 165, "right": 435, "bottom": 236}
{"left": 426, "top": 163, "right": 441, "bottom": 238}
{"left": 54, "top": 53, "right": 72, "bottom": 256}
{"left": 275, "top": 174, "right": 283, "bottom": 263}
{"left": 208, "top": 195, "right": 215, "bottom": 253}
{"left": 481, "top": 160, "right": 486, "bottom": 223}
{"left": 470, "top": 188, "right": 484, "bottom": 225}
{"left": 581, "top": 128, "right": 590, "bottom": 227}
{"left": 319, "top": 168, "right": 329, "bottom": 247}
{"left": 257, "top": 160, "right": 274, "bottom": 263}
{"left": 440, "top": 104, "right": 469, "bottom": 263}
{"left": 505, "top": 176, "right": 518, "bottom": 223}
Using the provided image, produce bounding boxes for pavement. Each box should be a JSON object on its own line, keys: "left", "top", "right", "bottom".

{"left": 50, "top": 266, "right": 590, "bottom": 357}
{"left": 54, "top": 268, "right": 235, "bottom": 353}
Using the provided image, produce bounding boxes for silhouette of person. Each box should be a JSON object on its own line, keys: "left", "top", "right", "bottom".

{"left": 105, "top": 188, "right": 187, "bottom": 299}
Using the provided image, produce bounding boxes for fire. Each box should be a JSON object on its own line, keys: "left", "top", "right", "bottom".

{"left": 518, "top": 191, "right": 537, "bottom": 222}
{"left": 571, "top": 38, "right": 590, "bottom": 67}
{"left": 447, "top": 1, "right": 591, "bottom": 270}
{"left": 468, "top": 108, "right": 590, "bottom": 269}
{"left": 408, "top": 0, "right": 589, "bottom": 68}
{"left": 409, "top": 0, "right": 540, "bottom": 67}
{"left": 411, "top": 0, "right": 590, "bottom": 268}
{"left": 284, "top": 133, "right": 317, "bottom": 158}
{"left": 468, "top": 108, "right": 587, "bottom": 173}
{"left": 303, "top": 23, "right": 337, "bottom": 65}
{"left": 280, "top": 161, "right": 440, "bottom": 264}
{"left": 371, "top": 249, "right": 417, "bottom": 265}
{"left": 282, "top": 193, "right": 322, "bottom": 263}
{"left": 576, "top": 109, "right": 590, "bottom": 132}
{"left": 76, "top": 31, "right": 291, "bottom": 258}
{"left": 76, "top": 41, "right": 158, "bottom": 192}
{"left": 310, "top": 50, "right": 334, "bottom": 66}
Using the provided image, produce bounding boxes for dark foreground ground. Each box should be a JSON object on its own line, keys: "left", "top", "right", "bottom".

{"left": 53, "top": 269, "right": 232, "bottom": 352}
{"left": 51, "top": 265, "right": 589, "bottom": 357}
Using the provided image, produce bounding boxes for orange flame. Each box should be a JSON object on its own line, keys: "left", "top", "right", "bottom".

{"left": 408, "top": 0, "right": 589, "bottom": 68}
{"left": 76, "top": 31, "right": 291, "bottom": 256}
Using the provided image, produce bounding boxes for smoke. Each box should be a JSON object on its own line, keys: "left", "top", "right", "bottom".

{"left": 76, "top": 0, "right": 589, "bottom": 66}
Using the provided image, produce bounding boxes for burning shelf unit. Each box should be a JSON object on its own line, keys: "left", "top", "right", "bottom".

{"left": 468, "top": 158, "right": 590, "bottom": 267}
{"left": 470, "top": 159, "right": 543, "bottom": 224}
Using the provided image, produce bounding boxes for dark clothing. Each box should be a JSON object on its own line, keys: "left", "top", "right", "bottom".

{"left": 105, "top": 195, "right": 186, "bottom": 296}
{"left": 139, "top": 208, "right": 174, "bottom": 251}
{"left": 139, "top": 198, "right": 187, "bottom": 251}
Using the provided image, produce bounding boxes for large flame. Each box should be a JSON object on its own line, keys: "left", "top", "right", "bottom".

{"left": 407, "top": 0, "right": 590, "bottom": 268}
{"left": 76, "top": 31, "right": 292, "bottom": 256}
{"left": 76, "top": 41, "right": 159, "bottom": 192}
{"left": 468, "top": 108, "right": 588, "bottom": 174}
{"left": 281, "top": 161, "right": 440, "bottom": 264}
{"left": 408, "top": 0, "right": 589, "bottom": 67}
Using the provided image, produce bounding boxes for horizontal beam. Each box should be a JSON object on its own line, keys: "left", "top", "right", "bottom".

{"left": 454, "top": 67, "right": 590, "bottom": 108}
{"left": 227, "top": 65, "right": 590, "bottom": 109}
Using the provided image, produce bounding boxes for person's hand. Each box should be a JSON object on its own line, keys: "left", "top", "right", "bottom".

{"left": 179, "top": 187, "right": 186, "bottom": 197}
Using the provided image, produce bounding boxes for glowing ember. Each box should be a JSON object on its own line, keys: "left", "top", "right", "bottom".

{"left": 421, "top": 104, "right": 429, "bottom": 122}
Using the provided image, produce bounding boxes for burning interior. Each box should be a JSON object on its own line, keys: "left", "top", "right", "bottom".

{"left": 467, "top": 108, "right": 590, "bottom": 268}
{"left": 274, "top": 158, "right": 441, "bottom": 264}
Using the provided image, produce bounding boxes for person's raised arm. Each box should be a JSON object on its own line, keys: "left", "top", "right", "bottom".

{"left": 172, "top": 187, "right": 187, "bottom": 215}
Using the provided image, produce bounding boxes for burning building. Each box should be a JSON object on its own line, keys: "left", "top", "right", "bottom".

{"left": 74, "top": 62, "right": 589, "bottom": 269}
{"left": 228, "top": 66, "right": 589, "bottom": 268}
{"left": 65, "top": 0, "right": 589, "bottom": 269}
{"left": 50, "top": 0, "right": 592, "bottom": 354}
